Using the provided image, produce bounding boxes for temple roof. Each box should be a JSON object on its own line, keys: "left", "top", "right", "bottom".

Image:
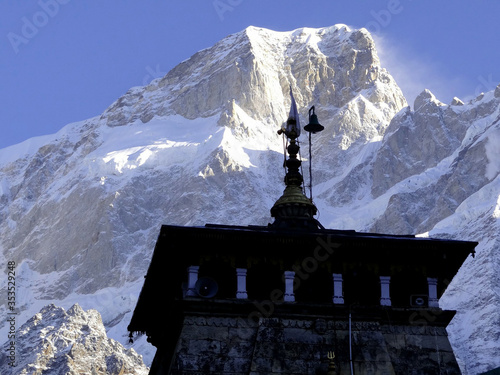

{"left": 128, "top": 222, "right": 477, "bottom": 334}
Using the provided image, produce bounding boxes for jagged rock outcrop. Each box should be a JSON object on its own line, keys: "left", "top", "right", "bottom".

{"left": 369, "top": 89, "right": 500, "bottom": 234}
{"left": 0, "top": 304, "right": 148, "bottom": 375}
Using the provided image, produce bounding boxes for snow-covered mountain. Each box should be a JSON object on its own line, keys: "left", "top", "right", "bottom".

{"left": 0, "top": 304, "right": 148, "bottom": 374}
{"left": 0, "top": 24, "right": 499, "bottom": 373}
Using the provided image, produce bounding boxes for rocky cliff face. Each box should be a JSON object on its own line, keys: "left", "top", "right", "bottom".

{"left": 0, "top": 24, "right": 405, "bottom": 298}
{"left": 0, "top": 24, "right": 499, "bottom": 374}
{"left": 370, "top": 88, "right": 500, "bottom": 234}
{"left": 319, "top": 83, "right": 500, "bottom": 374}
{"left": 0, "top": 304, "right": 148, "bottom": 375}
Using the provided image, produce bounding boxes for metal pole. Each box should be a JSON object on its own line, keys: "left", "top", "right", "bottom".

{"left": 349, "top": 312, "right": 354, "bottom": 375}
{"left": 308, "top": 130, "right": 313, "bottom": 200}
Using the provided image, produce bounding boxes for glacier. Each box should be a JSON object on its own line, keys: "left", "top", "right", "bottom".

{"left": 1, "top": 24, "right": 500, "bottom": 374}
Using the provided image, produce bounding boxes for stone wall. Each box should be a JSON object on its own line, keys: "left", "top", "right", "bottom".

{"left": 168, "top": 315, "right": 460, "bottom": 375}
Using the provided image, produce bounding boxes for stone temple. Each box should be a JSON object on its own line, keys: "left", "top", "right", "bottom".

{"left": 128, "top": 94, "right": 477, "bottom": 374}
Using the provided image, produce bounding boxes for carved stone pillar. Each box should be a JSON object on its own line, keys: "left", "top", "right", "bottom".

{"left": 427, "top": 277, "right": 439, "bottom": 307}
{"left": 186, "top": 265, "right": 200, "bottom": 297}
{"left": 332, "top": 273, "right": 344, "bottom": 304}
{"left": 380, "top": 276, "right": 391, "bottom": 306}
{"left": 236, "top": 268, "right": 248, "bottom": 299}
{"left": 284, "top": 271, "right": 295, "bottom": 302}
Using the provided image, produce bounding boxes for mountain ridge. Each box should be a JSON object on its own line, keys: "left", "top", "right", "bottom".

{"left": 1, "top": 24, "right": 499, "bottom": 373}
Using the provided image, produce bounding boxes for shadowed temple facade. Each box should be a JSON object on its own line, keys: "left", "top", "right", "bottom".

{"left": 128, "top": 96, "right": 477, "bottom": 374}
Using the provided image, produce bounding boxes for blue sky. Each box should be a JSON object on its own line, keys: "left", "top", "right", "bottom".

{"left": 1, "top": 0, "right": 499, "bottom": 150}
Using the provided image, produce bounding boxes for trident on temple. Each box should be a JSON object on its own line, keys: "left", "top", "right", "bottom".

{"left": 327, "top": 351, "right": 337, "bottom": 375}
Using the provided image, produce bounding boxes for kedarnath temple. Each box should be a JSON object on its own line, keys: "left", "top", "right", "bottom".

{"left": 128, "top": 94, "right": 477, "bottom": 374}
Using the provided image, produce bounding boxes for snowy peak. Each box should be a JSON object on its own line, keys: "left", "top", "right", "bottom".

{"left": 101, "top": 24, "right": 403, "bottom": 131}
{"left": 0, "top": 303, "right": 148, "bottom": 375}
{"left": 0, "top": 23, "right": 406, "bottom": 303}
{"left": 413, "top": 88, "right": 444, "bottom": 111}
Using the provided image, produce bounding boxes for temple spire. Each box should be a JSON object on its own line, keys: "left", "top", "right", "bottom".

{"left": 270, "top": 89, "right": 322, "bottom": 230}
